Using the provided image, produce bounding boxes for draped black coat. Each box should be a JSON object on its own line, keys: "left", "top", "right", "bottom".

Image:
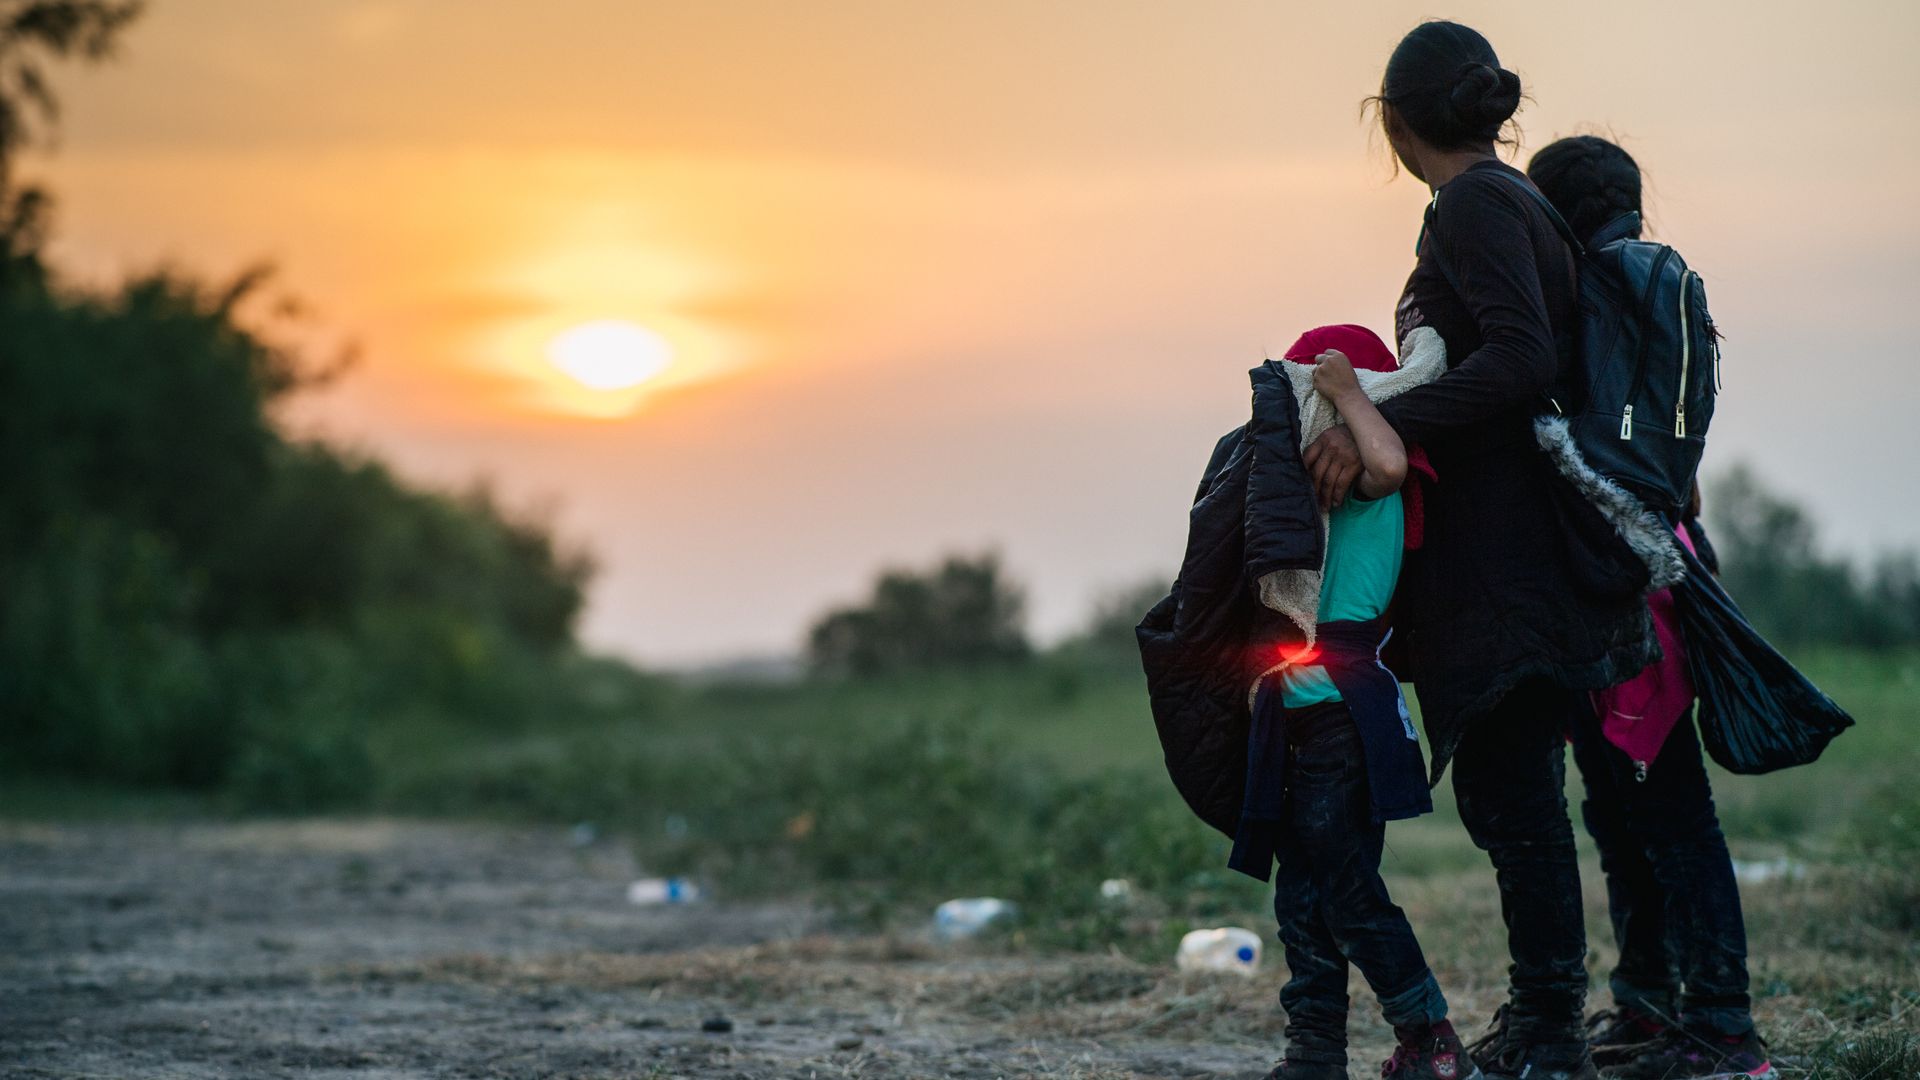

{"left": 1135, "top": 363, "right": 1319, "bottom": 837}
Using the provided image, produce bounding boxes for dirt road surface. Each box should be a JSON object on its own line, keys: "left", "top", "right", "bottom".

{"left": 0, "top": 820, "right": 1350, "bottom": 1079}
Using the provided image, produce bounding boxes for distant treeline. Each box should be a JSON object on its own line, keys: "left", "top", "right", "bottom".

{"left": 1709, "top": 466, "right": 1920, "bottom": 649}
{"left": 2, "top": 1, "right": 1907, "bottom": 814}
{"left": 5, "top": 242, "right": 1899, "bottom": 809}
{"left": 0, "top": 235, "right": 648, "bottom": 804}
{"left": 0, "top": 1, "right": 667, "bottom": 807}
{"left": 805, "top": 473, "right": 1920, "bottom": 679}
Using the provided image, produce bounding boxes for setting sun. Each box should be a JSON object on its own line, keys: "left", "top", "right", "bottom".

{"left": 546, "top": 320, "right": 673, "bottom": 391}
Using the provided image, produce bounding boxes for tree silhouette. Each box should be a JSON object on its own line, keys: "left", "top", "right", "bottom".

{"left": 1709, "top": 465, "right": 1901, "bottom": 647}
{"left": 0, "top": 1, "right": 142, "bottom": 272}
{"left": 807, "top": 552, "right": 1031, "bottom": 677}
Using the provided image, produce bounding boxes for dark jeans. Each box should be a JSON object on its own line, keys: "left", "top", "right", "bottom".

{"left": 1273, "top": 700, "right": 1446, "bottom": 1066}
{"left": 1570, "top": 704, "right": 1754, "bottom": 1036}
{"left": 1450, "top": 678, "right": 1589, "bottom": 1046}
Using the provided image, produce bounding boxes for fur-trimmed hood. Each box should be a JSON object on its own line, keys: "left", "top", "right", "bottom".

{"left": 1534, "top": 415, "right": 1686, "bottom": 591}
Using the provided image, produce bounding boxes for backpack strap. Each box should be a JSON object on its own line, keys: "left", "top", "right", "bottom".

{"left": 1417, "top": 168, "right": 1584, "bottom": 280}
{"left": 1484, "top": 168, "right": 1584, "bottom": 256}
{"left": 1589, "top": 211, "right": 1642, "bottom": 247}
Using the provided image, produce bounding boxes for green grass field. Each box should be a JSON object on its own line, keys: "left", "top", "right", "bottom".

{"left": 357, "top": 645, "right": 1917, "bottom": 854}
{"left": 9, "top": 647, "right": 1912, "bottom": 903}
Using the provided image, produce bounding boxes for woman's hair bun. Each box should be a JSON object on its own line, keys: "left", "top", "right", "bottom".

{"left": 1449, "top": 62, "right": 1522, "bottom": 127}
{"left": 1376, "top": 21, "right": 1523, "bottom": 149}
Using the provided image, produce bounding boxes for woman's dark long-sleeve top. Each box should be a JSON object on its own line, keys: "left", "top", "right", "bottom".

{"left": 1376, "top": 160, "right": 1655, "bottom": 783}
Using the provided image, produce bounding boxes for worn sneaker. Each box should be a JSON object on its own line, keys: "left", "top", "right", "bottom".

{"left": 1382, "top": 1019, "right": 1484, "bottom": 1079}
{"left": 1466, "top": 1005, "right": 1599, "bottom": 1079}
{"left": 1465, "top": 1005, "right": 1514, "bottom": 1072}
{"left": 1587, "top": 1007, "right": 1671, "bottom": 1068}
{"left": 1600, "top": 1026, "right": 1777, "bottom": 1079}
{"left": 1265, "top": 1058, "right": 1346, "bottom": 1080}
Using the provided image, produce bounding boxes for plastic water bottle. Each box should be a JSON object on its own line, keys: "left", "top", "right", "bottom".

{"left": 626, "top": 877, "right": 701, "bottom": 905}
{"left": 1176, "top": 927, "right": 1262, "bottom": 975}
{"left": 932, "top": 897, "right": 1018, "bottom": 940}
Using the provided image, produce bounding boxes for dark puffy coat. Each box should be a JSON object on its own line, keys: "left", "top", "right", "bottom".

{"left": 1136, "top": 364, "right": 1319, "bottom": 837}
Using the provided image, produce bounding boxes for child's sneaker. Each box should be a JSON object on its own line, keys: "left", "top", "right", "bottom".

{"left": 1265, "top": 1058, "right": 1346, "bottom": 1080}
{"left": 1586, "top": 1007, "right": 1670, "bottom": 1068}
{"left": 1382, "top": 1019, "right": 1484, "bottom": 1079}
{"left": 1601, "top": 1026, "right": 1776, "bottom": 1079}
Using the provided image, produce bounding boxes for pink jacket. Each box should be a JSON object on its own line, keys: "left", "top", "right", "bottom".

{"left": 1591, "top": 524, "right": 1698, "bottom": 772}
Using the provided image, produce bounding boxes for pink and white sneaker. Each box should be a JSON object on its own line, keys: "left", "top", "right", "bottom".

{"left": 1383, "top": 1019, "right": 1486, "bottom": 1080}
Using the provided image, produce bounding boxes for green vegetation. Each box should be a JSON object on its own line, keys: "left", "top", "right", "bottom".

{"left": 363, "top": 645, "right": 1913, "bottom": 877}
{"left": 0, "top": 1, "right": 649, "bottom": 806}
{"left": 1712, "top": 465, "right": 1920, "bottom": 648}
{"left": 0, "top": 261, "right": 654, "bottom": 803}
{"left": 805, "top": 551, "right": 1033, "bottom": 677}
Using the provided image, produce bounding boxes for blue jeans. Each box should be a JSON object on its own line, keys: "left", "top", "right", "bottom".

{"left": 1272, "top": 701, "right": 1446, "bottom": 1066}
{"left": 1570, "top": 704, "right": 1754, "bottom": 1036}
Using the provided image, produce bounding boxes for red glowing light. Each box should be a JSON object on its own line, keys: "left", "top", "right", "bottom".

{"left": 1279, "top": 645, "right": 1319, "bottom": 666}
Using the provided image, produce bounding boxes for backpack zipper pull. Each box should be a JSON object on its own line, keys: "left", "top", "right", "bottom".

{"left": 1619, "top": 403, "right": 1634, "bottom": 440}
{"left": 1675, "top": 271, "right": 1693, "bottom": 438}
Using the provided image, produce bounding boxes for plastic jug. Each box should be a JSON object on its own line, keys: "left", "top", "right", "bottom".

{"left": 626, "top": 877, "right": 701, "bottom": 905}
{"left": 1176, "top": 927, "right": 1262, "bottom": 975}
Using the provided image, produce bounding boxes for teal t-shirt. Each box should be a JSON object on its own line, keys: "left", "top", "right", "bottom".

{"left": 1278, "top": 490, "right": 1405, "bottom": 707}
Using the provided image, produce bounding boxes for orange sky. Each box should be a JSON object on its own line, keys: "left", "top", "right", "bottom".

{"left": 32, "top": 0, "right": 1920, "bottom": 664}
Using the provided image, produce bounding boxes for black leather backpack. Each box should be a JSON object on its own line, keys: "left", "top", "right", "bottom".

{"left": 1506, "top": 175, "right": 1721, "bottom": 516}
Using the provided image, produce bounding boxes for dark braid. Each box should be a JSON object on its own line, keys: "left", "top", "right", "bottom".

{"left": 1527, "top": 135, "right": 1643, "bottom": 244}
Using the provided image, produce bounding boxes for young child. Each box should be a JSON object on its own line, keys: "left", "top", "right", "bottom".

{"left": 1257, "top": 325, "right": 1476, "bottom": 1080}
{"left": 1528, "top": 136, "right": 1776, "bottom": 1080}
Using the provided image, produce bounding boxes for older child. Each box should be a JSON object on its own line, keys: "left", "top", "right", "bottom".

{"left": 1527, "top": 135, "right": 1776, "bottom": 1080}
{"left": 1257, "top": 325, "right": 1477, "bottom": 1080}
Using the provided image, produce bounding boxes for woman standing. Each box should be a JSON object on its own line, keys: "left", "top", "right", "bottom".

{"left": 1304, "top": 22, "right": 1658, "bottom": 1080}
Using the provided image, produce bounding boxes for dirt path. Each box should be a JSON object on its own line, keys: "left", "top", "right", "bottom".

{"left": 0, "top": 819, "right": 1330, "bottom": 1079}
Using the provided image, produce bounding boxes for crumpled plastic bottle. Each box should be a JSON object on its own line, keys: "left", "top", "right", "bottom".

{"left": 932, "top": 897, "right": 1018, "bottom": 939}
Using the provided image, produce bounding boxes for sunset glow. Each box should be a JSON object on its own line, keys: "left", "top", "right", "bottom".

{"left": 547, "top": 320, "right": 672, "bottom": 390}
{"left": 36, "top": 1, "right": 1917, "bottom": 663}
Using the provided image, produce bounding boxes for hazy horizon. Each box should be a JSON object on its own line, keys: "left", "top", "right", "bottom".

{"left": 31, "top": 0, "right": 1920, "bottom": 665}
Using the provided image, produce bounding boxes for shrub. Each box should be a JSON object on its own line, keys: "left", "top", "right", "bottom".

{"left": 0, "top": 259, "right": 600, "bottom": 792}
{"left": 0, "top": 519, "right": 227, "bottom": 786}
{"left": 807, "top": 552, "right": 1031, "bottom": 677}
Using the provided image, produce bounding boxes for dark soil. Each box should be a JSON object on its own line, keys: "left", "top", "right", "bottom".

{"left": 0, "top": 820, "right": 1289, "bottom": 1079}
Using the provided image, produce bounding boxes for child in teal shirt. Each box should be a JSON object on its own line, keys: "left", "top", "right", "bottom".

{"left": 1258, "top": 325, "right": 1472, "bottom": 1080}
